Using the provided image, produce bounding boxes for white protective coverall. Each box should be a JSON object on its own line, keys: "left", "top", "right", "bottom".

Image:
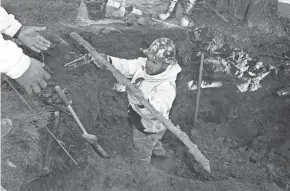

{"left": 109, "top": 55, "right": 181, "bottom": 163}
{"left": 0, "top": 7, "right": 31, "bottom": 79}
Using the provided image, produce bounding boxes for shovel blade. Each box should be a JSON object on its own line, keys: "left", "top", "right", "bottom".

{"left": 82, "top": 133, "right": 109, "bottom": 159}
{"left": 90, "top": 143, "right": 110, "bottom": 159}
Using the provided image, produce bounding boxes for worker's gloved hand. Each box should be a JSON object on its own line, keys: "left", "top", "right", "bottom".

{"left": 127, "top": 77, "right": 145, "bottom": 105}
{"left": 90, "top": 53, "right": 109, "bottom": 70}
{"left": 127, "top": 89, "right": 144, "bottom": 106}
{"left": 82, "top": 133, "right": 97, "bottom": 145}
{"left": 15, "top": 58, "right": 51, "bottom": 95}
{"left": 17, "top": 26, "right": 51, "bottom": 53}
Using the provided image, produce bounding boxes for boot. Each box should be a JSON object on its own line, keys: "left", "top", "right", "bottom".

{"left": 158, "top": 0, "right": 179, "bottom": 21}
{"left": 179, "top": 0, "right": 195, "bottom": 26}
{"left": 152, "top": 149, "right": 168, "bottom": 159}
{"left": 152, "top": 141, "right": 168, "bottom": 159}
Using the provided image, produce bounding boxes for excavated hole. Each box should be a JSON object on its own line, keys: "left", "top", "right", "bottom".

{"left": 19, "top": 28, "right": 290, "bottom": 191}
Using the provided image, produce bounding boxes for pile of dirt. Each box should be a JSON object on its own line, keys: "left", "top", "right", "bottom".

{"left": 2, "top": 0, "right": 290, "bottom": 190}
{"left": 1, "top": 85, "right": 50, "bottom": 191}
{"left": 206, "top": 0, "right": 286, "bottom": 36}
{"left": 22, "top": 155, "right": 283, "bottom": 191}
{"left": 17, "top": 27, "right": 290, "bottom": 190}
{"left": 1, "top": 25, "right": 289, "bottom": 191}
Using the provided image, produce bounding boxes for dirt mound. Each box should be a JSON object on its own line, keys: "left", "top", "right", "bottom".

{"left": 1, "top": 23, "right": 289, "bottom": 190}
{"left": 1, "top": 87, "right": 50, "bottom": 191}
{"left": 22, "top": 155, "right": 283, "bottom": 191}
{"left": 2, "top": 0, "right": 290, "bottom": 189}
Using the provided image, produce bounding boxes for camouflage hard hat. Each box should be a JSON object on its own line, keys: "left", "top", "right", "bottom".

{"left": 143, "top": 37, "right": 177, "bottom": 65}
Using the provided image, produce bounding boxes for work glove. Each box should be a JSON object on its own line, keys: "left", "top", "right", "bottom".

{"left": 127, "top": 88, "right": 146, "bottom": 109}
{"left": 15, "top": 58, "right": 51, "bottom": 95}
{"left": 17, "top": 26, "right": 51, "bottom": 53}
{"left": 127, "top": 91, "right": 141, "bottom": 105}
{"left": 90, "top": 53, "right": 110, "bottom": 70}
{"left": 127, "top": 77, "right": 145, "bottom": 106}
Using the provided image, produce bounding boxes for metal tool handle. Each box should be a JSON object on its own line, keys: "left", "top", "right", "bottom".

{"left": 67, "top": 105, "right": 88, "bottom": 134}
{"left": 194, "top": 53, "right": 204, "bottom": 123}
{"left": 55, "top": 86, "right": 88, "bottom": 134}
{"left": 55, "top": 86, "right": 70, "bottom": 106}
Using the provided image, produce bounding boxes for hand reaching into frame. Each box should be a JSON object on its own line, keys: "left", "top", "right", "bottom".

{"left": 17, "top": 26, "right": 51, "bottom": 53}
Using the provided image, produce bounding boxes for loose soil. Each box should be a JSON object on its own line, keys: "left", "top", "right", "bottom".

{"left": 18, "top": 27, "right": 290, "bottom": 191}
{"left": 1, "top": 0, "right": 290, "bottom": 191}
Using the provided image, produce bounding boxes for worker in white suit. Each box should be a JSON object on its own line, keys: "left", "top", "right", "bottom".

{"left": 0, "top": 7, "right": 51, "bottom": 94}
{"left": 96, "top": 37, "right": 182, "bottom": 163}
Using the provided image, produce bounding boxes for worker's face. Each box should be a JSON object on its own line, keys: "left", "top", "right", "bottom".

{"left": 145, "top": 58, "right": 169, "bottom": 75}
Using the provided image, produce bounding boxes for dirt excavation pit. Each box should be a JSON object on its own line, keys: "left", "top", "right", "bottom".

{"left": 3, "top": 25, "right": 289, "bottom": 191}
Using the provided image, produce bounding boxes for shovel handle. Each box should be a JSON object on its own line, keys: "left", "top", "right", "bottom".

{"left": 55, "top": 86, "right": 70, "bottom": 106}
{"left": 55, "top": 86, "right": 87, "bottom": 134}
{"left": 194, "top": 53, "right": 204, "bottom": 123}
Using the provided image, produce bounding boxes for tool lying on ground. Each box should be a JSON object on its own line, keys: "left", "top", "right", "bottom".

{"left": 64, "top": 53, "right": 92, "bottom": 68}
{"left": 70, "top": 32, "right": 210, "bottom": 173}
{"left": 55, "top": 85, "right": 109, "bottom": 159}
{"left": 194, "top": 53, "right": 205, "bottom": 123}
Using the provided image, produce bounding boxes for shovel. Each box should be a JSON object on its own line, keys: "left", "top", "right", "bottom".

{"left": 55, "top": 86, "right": 109, "bottom": 159}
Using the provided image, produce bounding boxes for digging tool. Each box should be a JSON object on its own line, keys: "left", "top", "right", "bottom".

{"left": 55, "top": 85, "right": 109, "bottom": 159}
{"left": 70, "top": 32, "right": 210, "bottom": 173}
{"left": 194, "top": 53, "right": 205, "bottom": 123}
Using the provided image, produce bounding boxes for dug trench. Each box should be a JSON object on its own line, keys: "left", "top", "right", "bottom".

{"left": 18, "top": 27, "right": 290, "bottom": 191}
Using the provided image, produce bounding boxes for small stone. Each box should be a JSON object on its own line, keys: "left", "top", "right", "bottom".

{"left": 193, "top": 164, "right": 200, "bottom": 172}
{"left": 110, "top": 187, "right": 120, "bottom": 191}
{"left": 236, "top": 158, "right": 244, "bottom": 163}
{"left": 273, "top": 126, "right": 279, "bottom": 132}
{"left": 225, "top": 136, "right": 232, "bottom": 143}
{"left": 252, "top": 139, "right": 260, "bottom": 148}
{"left": 244, "top": 96, "right": 253, "bottom": 101}
{"left": 32, "top": 100, "right": 39, "bottom": 106}
{"left": 203, "top": 145, "right": 209, "bottom": 152}
{"left": 232, "top": 140, "right": 238, "bottom": 146}
{"left": 239, "top": 147, "right": 246, "bottom": 153}
{"left": 249, "top": 154, "right": 258, "bottom": 164}
{"left": 191, "top": 128, "right": 199, "bottom": 137}
{"left": 286, "top": 167, "right": 290, "bottom": 174}
{"left": 259, "top": 148, "right": 267, "bottom": 156}
{"left": 218, "top": 137, "right": 225, "bottom": 143}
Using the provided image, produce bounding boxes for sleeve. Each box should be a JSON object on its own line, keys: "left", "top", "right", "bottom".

{"left": 108, "top": 55, "right": 147, "bottom": 78}
{"left": 0, "top": 34, "right": 31, "bottom": 79}
{"left": 134, "top": 82, "right": 176, "bottom": 119}
{"left": 0, "top": 7, "right": 22, "bottom": 37}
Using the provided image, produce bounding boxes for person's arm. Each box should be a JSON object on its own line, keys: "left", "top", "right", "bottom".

{"left": 0, "top": 7, "right": 51, "bottom": 52}
{"left": 0, "top": 34, "right": 30, "bottom": 79}
{"left": 0, "top": 7, "right": 22, "bottom": 38}
{"left": 0, "top": 7, "right": 51, "bottom": 94}
{"left": 108, "top": 55, "right": 147, "bottom": 78}
{"left": 0, "top": 7, "right": 30, "bottom": 78}
{"left": 134, "top": 82, "right": 177, "bottom": 119}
